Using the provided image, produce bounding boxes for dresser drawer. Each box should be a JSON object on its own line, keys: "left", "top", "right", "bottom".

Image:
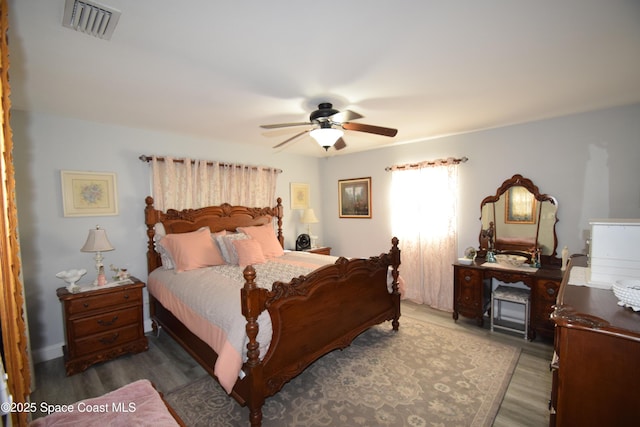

{"left": 73, "top": 324, "right": 143, "bottom": 357}
{"left": 66, "top": 288, "right": 142, "bottom": 316}
{"left": 70, "top": 306, "right": 141, "bottom": 338}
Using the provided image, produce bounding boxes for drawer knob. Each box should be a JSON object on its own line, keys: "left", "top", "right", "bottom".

{"left": 83, "top": 303, "right": 89, "bottom": 308}
{"left": 97, "top": 316, "right": 118, "bottom": 327}
{"left": 464, "top": 275, "right": 471, "bottom": 282}
{"left": 99, "top": 333, "right": 119, "bottom": 345}
{"left": 123, "top": 294, "right": 129, "bottom": 299}
{"left": 547, "top": 288, "right": 556, "bottom": 295}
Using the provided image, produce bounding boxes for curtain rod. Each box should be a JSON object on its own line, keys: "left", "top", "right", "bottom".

{"left": 139, "top": 155, "right": 283, "bottom": 174}
{"left": 385, "top": 156, "right": 468, "bottom": 171}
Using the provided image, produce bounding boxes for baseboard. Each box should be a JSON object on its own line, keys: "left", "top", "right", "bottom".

{"left": 144, "top": 318, "right": 154, "bottom": 334}
{"left": 32, "top": 342, "right": 63, "bottom": 364}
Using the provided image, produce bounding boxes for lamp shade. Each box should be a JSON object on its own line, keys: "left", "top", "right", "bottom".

{"left": 80, "top": 226, "right": 114, "bottom": 252}
{"left": 301, "top": 208, "right": 319, "bottom": 224}
{"left": 310, "top": 127, "right": 343, "bottom": 149}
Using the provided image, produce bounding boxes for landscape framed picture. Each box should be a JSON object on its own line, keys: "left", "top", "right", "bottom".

{"left": 338, "top": 177, "right": 372, "bottom": 218}
{"left": 61, "top": 170, "right": 118, "bottom": 217}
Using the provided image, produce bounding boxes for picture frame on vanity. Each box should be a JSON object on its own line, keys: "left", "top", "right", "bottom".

{"left": 338, "top": 177, "right": 372, "bottom": 218}
{"left": 505, "top": 186, "right": 536, "bottom": 224}
{"left": 61, "top": 170, "right": 119, "bottom": 217}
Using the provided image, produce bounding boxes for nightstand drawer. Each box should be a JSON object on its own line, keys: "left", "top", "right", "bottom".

{"left": 73, "top": 324, "right": 143, "bottom": 357}
{"left": 67, "top": 288, "right": 142, "bottom": 316}
{"left": 71, "top": 306, "right": 141, "bottom": 338}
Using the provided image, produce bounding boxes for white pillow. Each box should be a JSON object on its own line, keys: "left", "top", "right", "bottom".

{"left": 154, "top": 223, "right": 174, "bottom": 269}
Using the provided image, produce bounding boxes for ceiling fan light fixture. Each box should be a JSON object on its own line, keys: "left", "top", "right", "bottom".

{"left": 310, "top": 128, "right": 343, "bottom": 150}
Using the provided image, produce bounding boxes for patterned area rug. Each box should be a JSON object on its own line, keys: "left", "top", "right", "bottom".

{"left": 165, "top": 317, "right": 520, "bottom": 427}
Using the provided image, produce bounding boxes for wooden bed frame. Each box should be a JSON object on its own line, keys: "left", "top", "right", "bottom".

{"left": 144, "top": 196, "right": 401, "bottom": 427}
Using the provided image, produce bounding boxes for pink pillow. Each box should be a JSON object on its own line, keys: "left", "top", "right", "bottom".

{"left": 159, "top": 227, "right": 225, "bottom": 272}
{"left": 237, "top": 224, "right": 284, "bottom": 258}
{"left": 232, "top": 238, "right": 266, "bottom": 267}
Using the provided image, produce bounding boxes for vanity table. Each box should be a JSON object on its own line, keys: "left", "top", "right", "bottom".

{"left": 453, "top": 260, "right": 563, "bottom": 340}
{"left": 454, "top": 174, "right": 564, "bottom": 340}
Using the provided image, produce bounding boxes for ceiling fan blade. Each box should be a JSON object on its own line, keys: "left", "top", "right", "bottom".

{"left": 342, "top": 122, "right": 398, "bottom": 137}
{"left": 261, "top": 122, "right": 311, "bottom": 129}
{"left": 333, "top": 137, "right": 347, "bottom": 151}
{"left": 330, "top": 109, "right": 363, "bottom": 123}
{"left": 272, "top": 129, "right": 310, "bottom": 149}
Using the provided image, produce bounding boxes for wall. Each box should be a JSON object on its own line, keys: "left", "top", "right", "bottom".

{"left": 12, "top": 110, "right": 323, "bottom": 362}
{"left": 320, "top": 104, "right": 640, "bottom": 260}
{"left": 12, "top": 103, "right": 640, "bottom": 362}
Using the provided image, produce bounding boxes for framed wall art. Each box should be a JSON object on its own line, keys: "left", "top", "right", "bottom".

{"left": 290, "top": 182, "right": 310, "bottom": 209}
{"left": 61, "top": 170, "right": 119, "bottom": 217}
{"left": 338, "top": 177, "right": 372, "bottom": 218}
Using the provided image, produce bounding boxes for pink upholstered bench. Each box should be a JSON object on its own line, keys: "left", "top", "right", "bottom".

{"left": 30, "top": 379, "right": 185, "bottom": 426}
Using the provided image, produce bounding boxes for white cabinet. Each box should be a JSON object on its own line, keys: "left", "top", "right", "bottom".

{"left": 588, "top": 219, "right": 640, "bottom": 288}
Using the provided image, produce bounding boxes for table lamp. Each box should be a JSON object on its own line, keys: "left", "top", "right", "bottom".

{"left": 301, "top": 208, "right": 319, "bottom": 248}
{"left": 81, "top": 225, "right": 114, "bottom": 285}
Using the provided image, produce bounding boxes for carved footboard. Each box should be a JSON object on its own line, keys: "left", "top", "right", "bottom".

{"left": 238, "top": 238, "right": 401, "bottom": 427}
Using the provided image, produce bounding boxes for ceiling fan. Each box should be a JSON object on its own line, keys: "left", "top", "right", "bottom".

{"left": 261, "top": 102, "right": 398, "bottom": 151}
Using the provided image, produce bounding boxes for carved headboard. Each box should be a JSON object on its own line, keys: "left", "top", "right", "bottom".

{"left": 144, "top": 196, "right": 284, "bottom": 273}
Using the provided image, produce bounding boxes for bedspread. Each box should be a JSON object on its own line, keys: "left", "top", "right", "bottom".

{"left": 148, "top": 251, "right": 337, "bottom": 393}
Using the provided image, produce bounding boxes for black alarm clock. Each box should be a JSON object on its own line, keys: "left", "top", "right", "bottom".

{"left": 296, "top": 233, "right": 311, "bottom": 251}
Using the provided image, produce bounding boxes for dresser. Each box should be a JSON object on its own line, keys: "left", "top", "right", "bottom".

{"left": 549, "top": 256, "right": 640, "bottom": 426}
{"left": 56, "top": 279, "right": 148, "bottom": 375}
{"left": 453, "top": 260, "right": 564, "bottom": 340}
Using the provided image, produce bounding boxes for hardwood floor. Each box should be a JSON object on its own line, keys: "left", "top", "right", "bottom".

{"left": 29, "top": 300, "right": 553, "bottom": 425}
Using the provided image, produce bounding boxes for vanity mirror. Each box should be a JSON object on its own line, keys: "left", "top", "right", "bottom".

{"left": 478, "top": 174, "right": 559, "bottom": 265}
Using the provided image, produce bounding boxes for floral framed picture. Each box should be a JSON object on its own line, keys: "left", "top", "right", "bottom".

{"left": 338, "top": 177, "right": 372, "bottom": 218}
{"left": 61, "top": 170, "right": 118, "bottom": 217}
{"left": 290, "top": 182, "right": 310, "bottom": 209}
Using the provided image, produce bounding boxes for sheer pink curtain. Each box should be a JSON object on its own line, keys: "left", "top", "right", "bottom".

{"left": 150, "top": 156, "right": 279, "bottom": 210}
{"left": 391, "top": 162, "right": 459, "bottom": 311}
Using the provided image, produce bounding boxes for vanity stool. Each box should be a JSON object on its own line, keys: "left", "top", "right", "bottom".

{"left": 491, "top": 285, "right": 530, "bottom": 339}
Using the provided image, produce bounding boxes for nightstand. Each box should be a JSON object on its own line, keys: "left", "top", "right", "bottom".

{"left": 56, "top": 278, "right": 148, "bottom": 375}
{"left": 307, "top": 246, "right": 331, "bottom": 255}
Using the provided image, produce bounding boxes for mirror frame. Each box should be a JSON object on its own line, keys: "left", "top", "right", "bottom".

{"left": 478, "top": 174, "right": 560, "bottom": 265}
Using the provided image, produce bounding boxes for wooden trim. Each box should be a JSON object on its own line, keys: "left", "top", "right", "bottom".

{"left": 0, "top": 1, "right": 32, "bottom": 425}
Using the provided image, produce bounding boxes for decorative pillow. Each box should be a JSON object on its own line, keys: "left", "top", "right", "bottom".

{"left": 237, "top": 224, "right": 284, "bottom": 258}
{"left": 216, "top": 233, "right": 250, "bottom": 265}
{"left": 158, "top": 227, "right": 225, "bottom": 272}
{"left": 232, "top": 238, "right": 266, "bottom": 267}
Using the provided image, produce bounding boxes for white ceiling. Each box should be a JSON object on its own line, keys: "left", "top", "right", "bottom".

{"left": 7, "top": 0, "right": 640, "bottom": 157}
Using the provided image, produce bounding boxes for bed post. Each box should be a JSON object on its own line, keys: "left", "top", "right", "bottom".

{"left": 275, "top": 197, "right": 284, "bottom": 248}
{"left": 145, "top": 196, "right": 162, "bottom": 273}
{"left": 390, "top": 237, "right": 401, "bottom": 331}
{"left": 241, "top": 265, "right": 268, "bottom": 427}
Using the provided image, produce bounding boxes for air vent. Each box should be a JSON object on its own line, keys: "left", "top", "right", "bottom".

{"left": 62, "top": 0, "right": 121, "bottom": 40}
